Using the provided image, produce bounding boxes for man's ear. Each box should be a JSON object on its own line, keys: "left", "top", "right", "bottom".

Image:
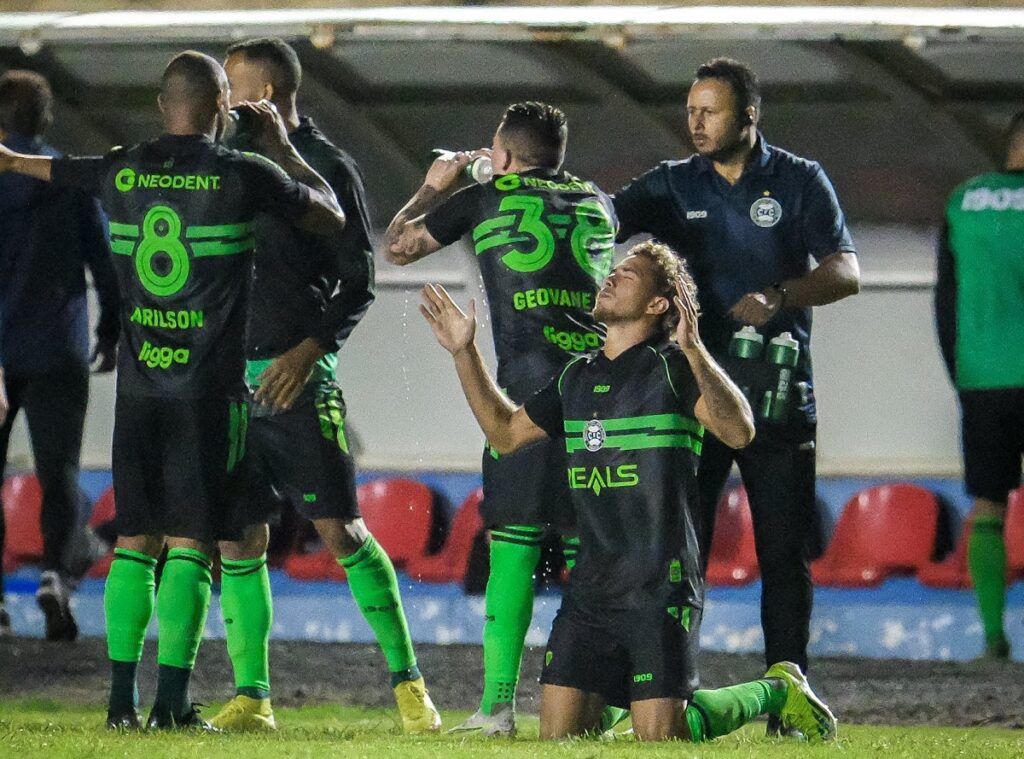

{"left": 647, "top": 295, "right": 671, "bottom": 318}
{"left": 263, "top": 83, "right": 274, "bottom": 102}
{"left": 157, "top": 93, "right": 166, "bottom": 115}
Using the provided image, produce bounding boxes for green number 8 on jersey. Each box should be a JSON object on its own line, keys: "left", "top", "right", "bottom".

{"left": 136, "top": 205, "right": 190, "bottom": 297}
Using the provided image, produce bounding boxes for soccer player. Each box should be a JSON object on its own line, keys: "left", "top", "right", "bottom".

{"left": 0, "top": 51, "right": 344, "bottom": 730}
{"left": 385, "top": 102, "right": 616, "bottom": 735}
{"left": 936, "top": 110, "right": 1024, "bottom": 661}
{"left": 209, "top": 37, "right": 440, "bottom": 733}
{"left": 0, "top": 70, "right": 120, "bottom": 640}
{"left": 420, "top": 241, "right": 838, "bottom": 742}
{"left": 612, "top": 59, "right": 860, "bottom": 733}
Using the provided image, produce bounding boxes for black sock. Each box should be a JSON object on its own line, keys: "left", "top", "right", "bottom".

{"left": 153, "top": 664, "right": 193, "bottom": 717}
{"left": 108, "top": 661, "right": 139, "bottom": 715}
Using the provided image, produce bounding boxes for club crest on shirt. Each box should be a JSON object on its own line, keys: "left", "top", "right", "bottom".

{"left": 750, "top": 196, "right": 782, "bottom": 228}
{"left": 583, "top": 419, "right": 606, "bottom": 452}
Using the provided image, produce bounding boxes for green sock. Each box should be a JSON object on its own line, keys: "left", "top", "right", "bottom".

{"left": 561, "top": 535, "right": 579, "bottom": 571}
{"left": 340, "top": 535, "right": 418, "bottom": 681}
{"left": 481, "top": 526, "right": 543, "bottom": 714}
{"left": 156, "top": 547, "right": 213, "bottom": 670}
{"left": 688, "top": 680, "right": 783, "bottom": 741}
{"left": 104, "top": 549, "right": 157, "bottom": 714}
{"left": 969, "top": 515, "right": 1007, "bottom": 648}
{"left": 220, "top": 555, "right": 272, "bottom": 699}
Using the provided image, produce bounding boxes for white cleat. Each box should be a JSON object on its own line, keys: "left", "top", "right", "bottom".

{"left": 448, "top": 705, "right": 516, "bottom": 737}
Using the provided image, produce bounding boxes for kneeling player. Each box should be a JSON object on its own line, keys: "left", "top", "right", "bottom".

{"left": 420, "top": 241, "right": 837, "bottom": 742}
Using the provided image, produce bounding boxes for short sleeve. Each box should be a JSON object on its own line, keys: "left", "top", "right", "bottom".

{"left": 423, "top": 184, "right": 484, "bottom": 246}
{"left": 666, "top": 349, "right": 701, "bottom": 418}
{"left": 800, "top": 164, "right": 856, "bottom": 261}
{"left": 523, "top": 377, "right": 564, "bottom": 439}
{"left": 612, "top": 165, "right": 668, "bottom": 242}
{"left": 50, "top": 153, "right": 117, "bottom": 197}
{"left": 238, "top": 152, "right": 312, "bottom": 221}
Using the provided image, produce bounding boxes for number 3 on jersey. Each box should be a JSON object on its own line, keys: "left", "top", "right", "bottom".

{"left": 473, "top": 195, "right": 614, "bottom": 281}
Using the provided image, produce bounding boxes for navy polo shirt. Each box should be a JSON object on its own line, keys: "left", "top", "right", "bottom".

{"left": 613, "top": 137, "right": 855, "bottom": 425}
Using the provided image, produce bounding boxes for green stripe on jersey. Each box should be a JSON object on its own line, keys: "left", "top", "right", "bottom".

{"left": 563, "top": 413, "right": 704, "bottom": 455}
{"left": 564, "top": 413, "right": 703, "bottom": 435}
{"left": 185, "top": 222, "right": 253, "bottom": 239}
{"left": 109, "top": 221, "right": 139, "bottom": 237}
{"left": 191, "top": 237, "right": 255, "bottom": 257}
{"left": 110, "top": 239, "right": 135, "bottom": 256}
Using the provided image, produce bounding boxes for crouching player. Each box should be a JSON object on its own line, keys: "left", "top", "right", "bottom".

{"left": 420, "top": 240, "right": 838, "bottom": 742}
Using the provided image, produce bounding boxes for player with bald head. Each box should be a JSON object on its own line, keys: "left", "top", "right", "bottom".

{"left": 0, "top": 49, "right": 344, "bottom": 731}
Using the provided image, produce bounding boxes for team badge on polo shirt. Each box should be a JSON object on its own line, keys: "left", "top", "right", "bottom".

{"left": 584, "top": 419, "right": 606, "bottom": 452}
{"left": 750, "top": 194, "right": 782, "bottom": 228}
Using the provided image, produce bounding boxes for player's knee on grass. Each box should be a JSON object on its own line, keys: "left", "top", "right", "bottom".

{"left": 315, "top": 517, "right": 369, "bottom": 558}
{"left": 629, "top": 697, "right": 690, "bottom": 741}
{"left": 116, "top": 533, "right": 165, "bottom": 558}
{"left": 539, "top": 685, "right": 604, "bottom": 739}
{"left": 219, "top": 522, "right": 270, "bottom": 561}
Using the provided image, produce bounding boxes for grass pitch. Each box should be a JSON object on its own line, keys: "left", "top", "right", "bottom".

{"left": 2, "top": 700, "right": 1022, "bottom": 759}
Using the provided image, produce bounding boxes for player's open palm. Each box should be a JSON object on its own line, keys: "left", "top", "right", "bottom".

{"left": 420, "top": 284, "right": 476, "bottom": 355}
{"left": 674, "top": 275, "right": 702, "bottom": 352}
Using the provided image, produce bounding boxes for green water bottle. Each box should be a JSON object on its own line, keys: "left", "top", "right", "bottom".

{"left": 729, "top": 326, "right": 763, "bottom": 403}
{"left": 767, "top": 332, "right": 799, "bottom": 423}
{"left": 729, "top": 325, "right": 764, "bottom": 359}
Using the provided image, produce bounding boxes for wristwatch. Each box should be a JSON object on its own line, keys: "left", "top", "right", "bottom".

{"left": 769, "top": 282, "right": 788, "bottom": 310}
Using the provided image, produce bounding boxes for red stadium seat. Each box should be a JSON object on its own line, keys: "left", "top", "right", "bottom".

{"left": 705, "top": 486, "right": 759, "bottom": 586}
{"left": 283, "top": 478, "right": 436, "bottom": 582}
{"left": 1005, "top": 487, "right": 1024, "bottom": 580}
{"left": 90, "top": 486, "right": 117, "bottom": 528}
{"left": 2, "top": 474, "right": 44, "bottom": 571}
{"left": 917, "top": 523, "right": 970, "bottom": 589}
{"left": 918, "top": 487, "right": 1024, "bottom": 588}
{"left": 407, "top": 488, "right": 484, "bottom": 583}
{"left": 812, "top": 484, "right": 940, "bottom": 587}
{"left": 83, "top": 486, "right": 118, "bottom": 578}
{"left": 358, "top": 479, "right": 434, "bottom": 567}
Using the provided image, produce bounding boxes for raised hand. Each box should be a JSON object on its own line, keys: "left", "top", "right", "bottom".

{"left": 673, "top": 274, "right": 702, "bottom": 353}
{"left": 420, "top": 283, "right": 476, "bottom": 355}
{"left": 423, "top": 151, "right": 473, "bottom": 193}
{"left": 235, "top": 99, "right": 290, "bottom": 157}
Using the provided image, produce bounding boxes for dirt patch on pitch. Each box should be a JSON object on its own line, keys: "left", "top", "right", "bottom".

{"left": 1, "top": 637, "right": 1021, "bottom": 728}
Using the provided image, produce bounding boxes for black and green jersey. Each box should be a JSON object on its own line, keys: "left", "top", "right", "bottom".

{"left": 937, "top": 170, "right": 1024, "bottom": 390}
{"left": 51, "top": 134, "right": 312, "bottom": 399}
{"left": 524, "top": 337, "right": 704, "bottom": 611}
{"left": 234, "top": 116, "right": 375, "bottom": 388}
{"left": 425, "top": 169, "right": 617, "bottom": 400}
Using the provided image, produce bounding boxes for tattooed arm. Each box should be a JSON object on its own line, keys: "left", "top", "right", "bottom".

{"left": 674, "top": 277, "right": 755, "bottom": 449}
{"left": 383, "top": 150, "right": 479, "bottom": 265}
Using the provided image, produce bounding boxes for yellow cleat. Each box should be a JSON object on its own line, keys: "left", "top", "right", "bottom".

{"left": 208, "top": 695, "right": 277, "bottom": 732}
{"left": 394, "top": 677, "right": 442, "bottom": 734}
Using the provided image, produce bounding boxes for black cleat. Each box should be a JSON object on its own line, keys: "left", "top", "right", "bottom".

{"left": 106, "top": 708, "right": 142, "bottom": 731}
{"left": 37, "top": 571, "right": 78, "bottom": 642}
{"left": 146, "top": 703, "right": 222, "bottom": 732}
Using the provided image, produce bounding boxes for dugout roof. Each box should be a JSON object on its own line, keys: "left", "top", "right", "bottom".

{"left": 2, "top": 6, "right": 1024, "bottom": 224}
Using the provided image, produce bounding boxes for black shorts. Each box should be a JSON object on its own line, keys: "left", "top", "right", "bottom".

{"left": 112, "top": 394, "right": 248, "bottom": 544}
{"left": 481, "top": 436, "right": 574, "bottom": 529}
{"left": 960, "top": 388, "right": 1024, "bottom": 501}
{"left": 540, "top": 595, "right": 701, "bottom": 708}
{"left": 236, "top": 383, "right": 360, "bottom": 529}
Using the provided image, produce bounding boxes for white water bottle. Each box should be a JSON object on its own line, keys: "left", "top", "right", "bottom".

{"left": 431, "top": 149, "right": 493, "bottom": 184}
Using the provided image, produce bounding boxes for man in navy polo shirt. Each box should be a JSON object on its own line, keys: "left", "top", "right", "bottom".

{"left": 613, "top": 58, "right": 860, "bottom": 735}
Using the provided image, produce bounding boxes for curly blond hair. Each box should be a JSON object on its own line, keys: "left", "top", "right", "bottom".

{"left": 627, "top": 240, "right": 699, "bottom": 337}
